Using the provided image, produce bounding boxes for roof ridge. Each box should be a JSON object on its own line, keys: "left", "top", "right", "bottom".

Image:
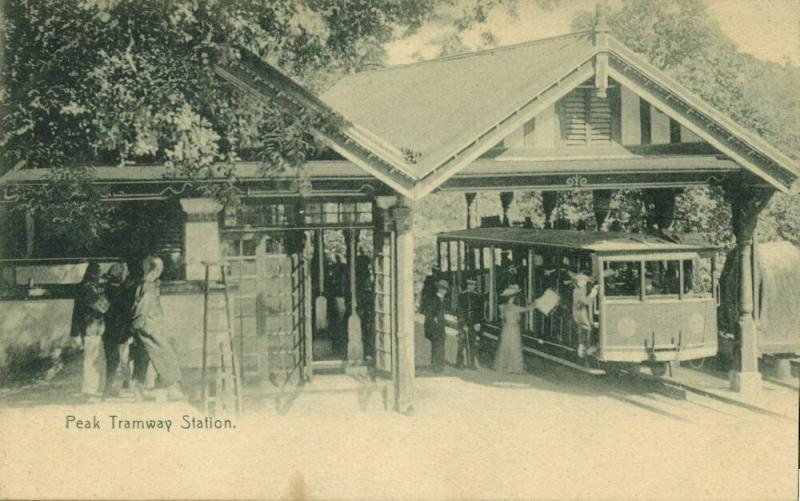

{"left": 352, "top": 30, "right": 593, "bottom": 76}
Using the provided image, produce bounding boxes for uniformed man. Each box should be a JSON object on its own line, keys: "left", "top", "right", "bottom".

{"left": 456, "top": 279, "right": 483, "bottom": 369}
{"left": 429, "top": 280, "right": 449, "bottom": 373}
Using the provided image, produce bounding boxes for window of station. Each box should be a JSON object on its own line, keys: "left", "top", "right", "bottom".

{"left": 644, "top": 260, "right": 681, "bottom": 296}
{"left": 224, "top": 201, "right": 293, "bottom": 228}
{"left": 683, "top": 256, "right": 713, "bottom": 296}
{"left": 304, "top": 202, "right": 372, "bottom": 225}
{"left": 603, "top": 261, "right": 641, "bottom": 298}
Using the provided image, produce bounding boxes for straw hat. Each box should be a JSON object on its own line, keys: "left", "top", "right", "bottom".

{"left": 500, "top": 284, "right": 521, "bottom": 297}
{"left": 436, "top": 279, "right": 449, "bottom": 290}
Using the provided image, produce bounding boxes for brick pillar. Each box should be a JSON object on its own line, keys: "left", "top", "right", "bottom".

{"left": 179, "top": 198, "right": 223, "bottom": 281}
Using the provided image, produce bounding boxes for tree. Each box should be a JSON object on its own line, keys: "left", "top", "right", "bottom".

{"left": 0, "top": 0, "right": 460, "bottom": 252}
{"left": 571, "top": 0, "right": 799, "bottom": 246}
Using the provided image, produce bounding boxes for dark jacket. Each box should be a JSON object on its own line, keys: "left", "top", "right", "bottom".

{"left": 104, "top": 280, "right": 134, "bottom": 344}
{"left": 70, "top": 281, "right": 107, "bottom": 338}
{"left": 458, "top": 289, "right": 483, "bottom": 327}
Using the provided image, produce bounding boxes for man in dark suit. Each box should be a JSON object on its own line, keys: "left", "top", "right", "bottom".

{"left": 429, "top": 280, "right": 449, "bottom": 373}
{"left": 456, "top": 278, "right": 483, "bottom": 369}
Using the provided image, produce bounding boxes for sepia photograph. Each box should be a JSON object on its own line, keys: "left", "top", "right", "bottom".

{"left": 0, "top": 0, "right": 798, "bottom": 499}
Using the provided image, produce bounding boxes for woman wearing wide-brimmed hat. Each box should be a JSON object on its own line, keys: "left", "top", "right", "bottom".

{"left": 493, "top": 284, "right": 536, "bottom": 374}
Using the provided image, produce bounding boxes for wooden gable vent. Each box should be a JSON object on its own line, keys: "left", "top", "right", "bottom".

{"left": 559, "top": 85, "right": 618, "bottom": 146}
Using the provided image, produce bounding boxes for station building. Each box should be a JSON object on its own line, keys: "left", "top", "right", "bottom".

{"left": 1, "top": 9, "right": 797, "bottom": 412}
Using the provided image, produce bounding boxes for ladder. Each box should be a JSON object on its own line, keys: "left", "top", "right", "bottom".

{"left": 201, "top": 262, "right": 242, "bottom": 417}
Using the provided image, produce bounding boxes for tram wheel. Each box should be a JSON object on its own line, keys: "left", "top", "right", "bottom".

{"left": 688, "top": 357, "right": 706, "bottom": 370}
{"left": 649, "top": 363, "right": 668, "bottom": 378}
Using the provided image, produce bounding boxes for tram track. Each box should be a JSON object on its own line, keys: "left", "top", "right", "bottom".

{"left": 516, "top": 348, "right": 790, "bottom": 423}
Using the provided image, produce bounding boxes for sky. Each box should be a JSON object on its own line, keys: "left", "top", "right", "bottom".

{"left": 386, "top": 0, "right": 800, "bottom": 66}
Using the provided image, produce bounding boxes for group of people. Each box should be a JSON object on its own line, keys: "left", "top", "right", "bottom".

{"left": 70, "top": 256, "right": 185, "bottom": 402}
{"left": 421, "top": 264, "right": 600, "bottom": 375}
{"left": 318, "top": 249, "right": 374, "bottom": 359}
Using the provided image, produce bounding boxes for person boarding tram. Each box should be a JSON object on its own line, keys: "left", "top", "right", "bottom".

{"left": 456, "top": 278, "right": 483, "bottom": 369}
{"left": 571, "top": 273, "right": 599, "bottom": 358}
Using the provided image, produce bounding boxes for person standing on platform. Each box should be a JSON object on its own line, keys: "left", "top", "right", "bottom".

{"left": 70, "top": 262, "right": 109, "bottom": 402}
{"left": 103, "top": 263, "right": 134, "bottom": 396}
{"left": 420, "top": 264, "right": 440, "bottom": 342}
{"left": 329, "top": 253, "right": 348, "bottom": 358}
{"left": 494, "top": 284, "right": 535, "bottom": 374}
{"left": 130, "top": 256, "right": 185, "bottom": 401}
{"left": 456, "top": 278, "right": 483, "bottom": 369}
{"left": 429, "top": 280, "right": 449, "bottom": 373}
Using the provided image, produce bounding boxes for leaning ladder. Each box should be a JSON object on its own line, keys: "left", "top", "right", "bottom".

{"left": 201, "top": 262, "right": 242, "bottom": 417}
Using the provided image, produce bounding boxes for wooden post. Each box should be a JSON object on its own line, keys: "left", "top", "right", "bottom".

{"left": 346, "top": 229, "right": 364, "bottom": 368}
{"left": 643, "top": 188, "right": 681, "bottom": 232}
{"left": 24, "top": 212, "right": 35, "bottom": 258}
{"left": 592, "top": 190, "right": 613, "bottom": 230}
{"left": 723, "top": 181, "right": 774, "bottom": 393}
{"left": 465, "top": 192, "right": 477, "bottom": 229}
{"left": 541, "top": 192, "right": 557, "bottom": 229}
{"left": 391, "top": 199, "right": 415, "bottom": 414}
{"left": 500, "top": 192, "right": 514, "bottom": 227}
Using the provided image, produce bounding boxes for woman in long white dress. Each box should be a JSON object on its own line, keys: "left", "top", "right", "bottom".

{"left": 493, "top": 284, "right": 536, "bottom": 374}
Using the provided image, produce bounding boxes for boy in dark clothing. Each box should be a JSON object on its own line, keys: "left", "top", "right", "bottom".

{"left": 103, "top": 263, "right": 134, "bottom": 396}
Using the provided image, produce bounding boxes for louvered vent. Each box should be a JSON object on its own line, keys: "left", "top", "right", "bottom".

{"left": 560, "top": 88, "right": 613, "bottom": 145}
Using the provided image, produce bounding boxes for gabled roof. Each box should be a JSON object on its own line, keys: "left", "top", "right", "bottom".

{"left": 321, "top": 32, "right": 596, "bottom": 175}
{"left": 215, "top": 28, "right": 799, "bottom": 199}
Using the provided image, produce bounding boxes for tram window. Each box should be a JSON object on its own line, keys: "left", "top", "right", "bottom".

{"left": 683, "top": 257, "right": 712, "bottom": 296}
{"left": 603, "top": 261, "right": 641, "bottom": 297}
{"left": 644, "top": 260, "right": 680, "bottom": 296}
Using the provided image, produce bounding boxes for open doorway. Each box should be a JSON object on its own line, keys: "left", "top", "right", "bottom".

{"left": 309, "top": 229, "right": 374, "bottom": 363}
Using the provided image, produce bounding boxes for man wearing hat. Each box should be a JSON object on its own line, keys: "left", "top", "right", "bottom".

{"left": 456, "top": 278, "right": 483, "bottom": 369}
{"left": 420, "top": 264, "right": 441, "bottom": 342}
{"left": 429, "top": 279, "right": 449, "bottom": 372}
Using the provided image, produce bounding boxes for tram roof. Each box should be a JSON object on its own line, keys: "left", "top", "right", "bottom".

{"left": 437, "top": 228, "right": 718, "bottom": 253}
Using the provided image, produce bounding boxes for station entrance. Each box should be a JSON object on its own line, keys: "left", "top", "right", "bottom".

{"left": 218, "top": 199, "right": 386, "bottom": 390}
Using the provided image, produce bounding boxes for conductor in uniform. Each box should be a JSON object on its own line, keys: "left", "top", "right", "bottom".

{"left": 456, "top": 278, "right": 483, "bottom": 369}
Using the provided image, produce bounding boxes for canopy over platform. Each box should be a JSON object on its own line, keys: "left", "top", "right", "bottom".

{"left": 437, "top": 227, "right": 718, "bottom": 253}
{"left": 213, "top": 22, "right": 798, "bottom": 199}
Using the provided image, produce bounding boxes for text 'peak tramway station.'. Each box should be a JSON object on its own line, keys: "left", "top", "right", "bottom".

{"left": 2, "top": 7, "right": 798, "bottom": 414}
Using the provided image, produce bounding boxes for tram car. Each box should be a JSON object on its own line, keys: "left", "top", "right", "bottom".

{"left": 436, "top": 228, "right": 720, "bottom": 376}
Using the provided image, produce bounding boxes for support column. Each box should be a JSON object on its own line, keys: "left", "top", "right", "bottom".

{"left": 642, "top": 188, "right": 681, "bottom": 232}
{"left": 723, "top": 182, "right": 774, "bottom": 393}
{"left": 391, "top": 198, "right": 415, "bottom": 414}
{"left": 500, "top": 192, "right": 514, "bottom": 227}
{"left": 465, "top": 192, "right": 477, "bottom": 229}
{"left": 24, "top": 212, "right": 35, "bottom": 258}
{"left": 592, "top": 190, "right": 613, "bottom": 230}
{"left": 179, "top": 198, "right": 223, "bottom": 281}
{"left": 541, "top": 192, "right": 557, "bottom": 229}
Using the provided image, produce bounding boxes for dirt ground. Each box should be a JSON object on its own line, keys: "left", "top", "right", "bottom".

{"left": 0, "top": 325, "right": 797, "bottom": 500}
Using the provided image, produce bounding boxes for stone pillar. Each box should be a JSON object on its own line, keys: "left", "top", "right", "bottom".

{"left": 179, "top": 198, "right": 223, "bottom": 281}
{"left": 723, "top": 182, "right": 774, "bottom": 393}
{"left": 391, "top": 198, "right": 415, "bottom": 414}
{"left": 500, "top": 192, "right": 514, "bottom": 227}
{"left": 541, "top": 192, "right": 557, "bottom": 229}
{"left": 592, "top": 190, "right": 613, "bottom": 230}
{"left": 465, "top": 192, "right": 477, "bottom": 229}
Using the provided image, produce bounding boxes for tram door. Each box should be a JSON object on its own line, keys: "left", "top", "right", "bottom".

{"left": 224, "top": 235, "right": 309, "bottom": 388}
